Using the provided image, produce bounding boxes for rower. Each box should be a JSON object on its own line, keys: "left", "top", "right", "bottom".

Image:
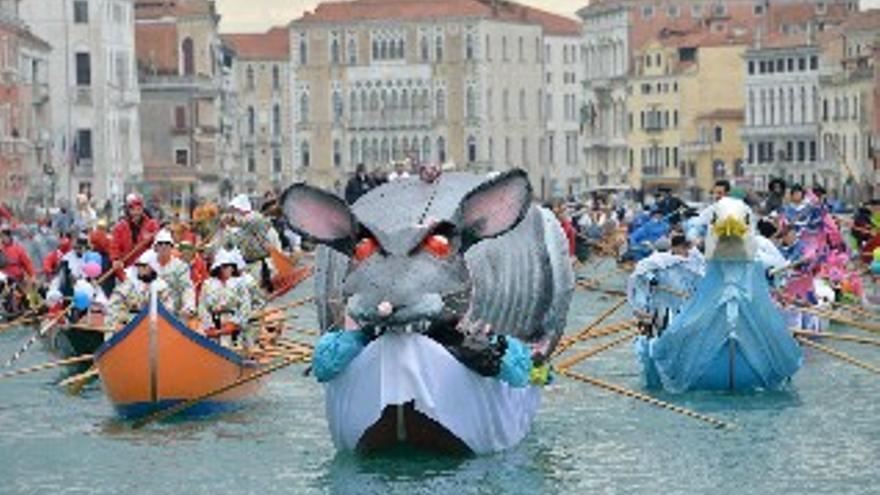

{"left": 107, "top": 251, "right": 171, "bottom": 329}
{"left": 222, "top": 194, "right": 282, "bottom": 292}
{"left": 110, "top": 193, "right": 160, "bottom": 276}
{"left": 199, "top": 248, "right": 253, "bottom": 348}
{"left": 152, "top": 229, "right": 195, "bottom": 319}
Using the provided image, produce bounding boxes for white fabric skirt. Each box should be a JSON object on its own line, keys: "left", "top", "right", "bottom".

{"left": 324, "top": 332, "right": 541, "bottom": 454}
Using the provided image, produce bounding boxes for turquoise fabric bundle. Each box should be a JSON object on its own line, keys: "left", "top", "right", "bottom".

{"left": 498, "top": 336, "right": 533, "bottom": 388}
{"left": 313, "top": 329, "right": 369, "bottom": 383}
{"left": 642, "top": 260, "right": 803, "bottom": 392}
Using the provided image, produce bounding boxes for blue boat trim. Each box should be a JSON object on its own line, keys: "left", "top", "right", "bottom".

{"left": 116, "top": 399, "right": 249, "bottom": 419}
{"left": 94, "top": 302, "right": 257, "bottom": 368}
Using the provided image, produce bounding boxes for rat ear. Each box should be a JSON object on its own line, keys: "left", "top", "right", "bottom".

{"left": 458, "top": 168, "right": 532, "bottom": 249}
{"left": 281, "top": 183, "right": 356, "bottom": 253}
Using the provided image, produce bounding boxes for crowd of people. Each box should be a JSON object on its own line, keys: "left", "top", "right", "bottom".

{"left": 0, "top": 191, "right": 304, "bottom": 351}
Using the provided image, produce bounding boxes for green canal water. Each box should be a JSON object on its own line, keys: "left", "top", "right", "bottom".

{"left": 1, "top": 264, "right": 878, "bottom": 494}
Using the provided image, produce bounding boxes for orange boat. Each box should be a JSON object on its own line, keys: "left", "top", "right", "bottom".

{"left": 94, "top": 303, "right": 265, "bottom": 419}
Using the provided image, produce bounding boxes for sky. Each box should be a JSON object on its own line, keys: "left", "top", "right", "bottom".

{"left": 216, "top": 0, "right": 880, "bottom": 32}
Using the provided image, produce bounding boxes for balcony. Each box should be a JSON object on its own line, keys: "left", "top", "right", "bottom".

{"left": 347, "top": 110, "right": 434, "bottom": 131}
{"left": 739, "top": 122, "right": 819, "bottom": 139}
{"left": 139, "top": 74, "right": 219, "bottom": 95}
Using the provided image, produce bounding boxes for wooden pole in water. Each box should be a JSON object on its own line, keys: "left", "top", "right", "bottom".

{"left": 791, "top": 330, "right": 880, "bottom": 348}
{"left": 796, "top": 336, "right": 880, "bottom": 375}
{"left": 0, "top": 354, "right": 93, "bottom": 380}
{"left": 556, "top": 330, "right": 638, "bottom": 371}
{"left": 552, "top": 298, "right": 628, "bottom": 358}
{"left": 559, "top": 369, "right": 734, "bottom": 430}
{"left": 132, "top": 350, "right": 311, "bottom": 429}
{"left": 557, "top": 319, "right": 638, "bottom": 349}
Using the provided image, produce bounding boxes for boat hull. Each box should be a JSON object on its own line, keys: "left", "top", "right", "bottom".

{"left": 324, "top": 333, "right": 540, "bottom": 455}
{"left": 94, "top": 303, "right": 262, "bottom": 419}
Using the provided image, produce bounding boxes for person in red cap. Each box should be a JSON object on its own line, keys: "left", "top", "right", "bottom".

{"left": 110, "top": 193, "right": 160, "bottom": 277}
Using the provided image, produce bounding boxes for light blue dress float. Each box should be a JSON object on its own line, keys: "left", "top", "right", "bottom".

{"left": 636, "top": 260, "right": 803, "bottom": 392}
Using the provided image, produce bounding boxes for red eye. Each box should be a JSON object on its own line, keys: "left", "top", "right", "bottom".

{"left": 354, "top": 237, "right": 379, "bottom": 261}
{"left": 423, "top": 234, "right": 451, "bottom": 259}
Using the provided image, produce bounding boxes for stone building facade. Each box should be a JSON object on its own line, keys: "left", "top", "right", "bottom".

{"left": 134, "top": 0, "right": 240, "bottom": 214}
{"left": 289, "top": 0, "right": 570, "bottom": 197}
{"left": 222, "top": 27, "right": 291, "bottom": 194}
{"left": 20, "top": 0, "right": 142, "bottom": 209}
{"left": 0, "top": 0, "right": 52, "bottom": 211}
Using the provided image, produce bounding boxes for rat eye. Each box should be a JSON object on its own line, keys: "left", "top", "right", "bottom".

{"left": 422, "top": 234, "right": 451, "bottom": 259}
{"left": 354, "top": 237, "right": 379, "bottom": 262}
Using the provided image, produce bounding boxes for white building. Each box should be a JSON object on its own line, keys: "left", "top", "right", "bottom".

{"left": 19, "top": 0, "right": 141, "bottom": 209}
{"left": 577, "top": 3, "right": 629, "bottom": 190}
{"left": 741, "top": 34, "right": 825, "bottom": 192}
{"left": 543, "top": 27, "right": 586, "bottom": 200}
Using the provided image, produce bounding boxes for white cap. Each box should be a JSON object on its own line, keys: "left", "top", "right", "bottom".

{"left": 229, "top": 194, "right": 252, "bottom": 214}
{"left": 134, "top": 249, "right": 160, "bottom": 272}
{"left": 231, "top": 248, "right": 246, "bottom": 271}
{"left": 153, "top": 229, "right": 175, "bottom": 247}
{"left": 211, "top": 248, "right": 239, "bottom": 271}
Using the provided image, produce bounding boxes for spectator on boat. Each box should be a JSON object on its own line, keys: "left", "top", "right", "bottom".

{"left": 49, "top": 233, "right": 89, "bottom": 300}
{"left": 0, "top": 224, "right": 35, "bottom": 284}
{"left": 152, "top": 229, "right": 195, "bottom": 319}
{"left": 199, "top": 248, "right": 253, "bottom": 347}
{"left": 42, "top": 234, "right": 72, "bottom": 280}
{"left": 107, "top": 250, "right": 171, "bottom": 329}
{"left": 177, "top": 234, "right": 208, "bottom": 302}
{"left": 111, "top": 193, "right": 160, "bottom": 275}
{"left": 344, "top": 163, "right": 376, "bottom": 205}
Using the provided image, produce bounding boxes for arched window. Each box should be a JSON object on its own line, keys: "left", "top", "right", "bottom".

{"left": 370, "top": 90, "right": 379, "bottom": 112}
{"left": 466, "top": 87, "right": 476, "bottom": 119}
{"left": 247, "top": 106, "right": 255, "bottom": 135}
{"left": 332, "top": 91, "right": 343, "bottom": 123}
{"left": 467, "top": 135, "right": 477, "bottom": 162}
{"left": 299, "top": 92, "right": 309, "bottom": 123}
{"left": 519, "top": 89, "right": 526, "bottom": 119}
{"left": 272, "top": 104, "right": 281, "bottom": 136}
{"left": 402, "top": 136, "right": 409, "bottom": 155}
{"left": 301, "top": 140, "right": 310, "bottom": 167}
{"left": 390, "top": 89, "right": 398, "bottom": 111}
{"left": 181, "top": 37, "right": 195, "bottom": 76}
{"left": 436, "top": 89, "right": 446, "bottom": 119}
{"left": 299, "top": 34, "right": 308, "bottom": 65}
{"left": 333, "top": 139, "right": 342, "bottom": 167}
{"left": 420, "top": 36, "right": 429, "bottom": 61}
{"left": 714, "top": 125, "right": 723, "bottom": 143}
{"left": 246, "top": 65, "right": 255, "bottom": 90}
{"left": 361, "top": 137, "right": 369, "bottom": 163}
{"left": 396, "top": 39, "right": 405, "bottom": 59}
{"left": 800, "top": 86, "right": 807, "bottom": 123}
{"left": 422, "top": 136, "right": 431, "bottom": 161}
{"left": 713, "top": 159, "right": 726, "bottom": 178}
{"left": 401, "top": 89, "right": 409, "bottom": 113}
{"left": 331, "top": 38, "right": 340, "bottom": 64}
{"left": 348, "top": 38, "right": 357, "bottom": 65}
{"left": 380, "top": 39, "right": 388, "bottom": 59}
{"left": 381, "top": 138, "right": 390, "bottom": 163}
{"left": 350, "top": 91, "right": 358, "bottom": 119}
{"left": 437, "top": 136, "right": 446, "bottom": 163}
{"left": 360, "top": 89, "right": 368, "bottom": 112}
{"left": 372, "top": 39, "right": 379, "bottom": 60}
{"left": 350, "top": 139, "right": 359, "bottom": 165}
{"left": 392, "top": 137, "right": 400, "bottom": 160}
{"left": 465, "top": 33, "right": 475, "bottom": 60}
{"left": 435, "top": 35, "right": 444, "bottom": 62}
{"left": 271, "top": 65, "right": 280, "bottom": 91}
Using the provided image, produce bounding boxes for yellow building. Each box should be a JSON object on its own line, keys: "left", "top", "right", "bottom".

{"left": 628, "top": 30, "right": 749, "bottom": 200}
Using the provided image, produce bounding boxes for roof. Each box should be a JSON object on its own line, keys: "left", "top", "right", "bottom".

{"left": 221, "top": 27, "right": 290, "bottom": 60}
{"left": 294, "top": 0, "right": 581, "bottom": 36}
{"left": 839, "top": 9, "right": 880, "bottom": 32}
{"left": 135, "top": 0, "right": 216, "bottom": 20}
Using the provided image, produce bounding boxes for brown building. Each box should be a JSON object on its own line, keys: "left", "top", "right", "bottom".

{"left": 134, "top": 0, "right": 239, "bottom": 215}
{"left": 222, "top": 27, "right": 291, "bottom": 194}
{"left": 0, "top": 0, "right": 51, "bottom": 212}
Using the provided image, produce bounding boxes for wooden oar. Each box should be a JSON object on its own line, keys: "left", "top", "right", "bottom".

{"left": 786, "top": 303, "right": 880, "bottom": 335}
{"left": 557, "top": 319, "right": 637, "bottom": 349}
{"left": 576, "top": 279, "right": 627, "bottom": 297}
{"left": 796, "top": 336, "right": 880, "bottom": 375}
{"left": 0, "top": 314, "right": 41, "bottom": 333}
{"left": 4, "top": 235, "right": 155, "bottom": 368}
{"left": 556, "top": 330, "right": 638, "bottom": 371}
{"left": 792, "top": 329, "right": 880, "bottom": 348}
{"left": 0, "top": 354, "right": 93, "bottom": 380}
{"left": 559, "top": 369, "right": 733, "bottom": 429}
{"left": 131, "top": 351, "right": 311, "bottom": 429}
{"left": 59, "top": 366, "right": 99, "bottom": 393}
{"left": 552, "top": 298, "right": 628, "bottom": 358}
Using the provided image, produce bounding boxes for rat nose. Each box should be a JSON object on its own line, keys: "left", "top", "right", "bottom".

{"left": 377, "top": 301, "right": 394, "bottom": 318}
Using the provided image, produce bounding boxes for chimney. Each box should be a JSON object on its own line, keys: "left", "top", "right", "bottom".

{"left": 806, "top": 20, "right": 815, "bottom": 46}
{"left": 755, "top": 25, "right": 763, "bottom": 50}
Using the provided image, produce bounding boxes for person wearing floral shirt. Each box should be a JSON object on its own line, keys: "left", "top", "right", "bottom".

{"left": 152, "top": 229, "right": 195, "bottom": 319}
{"left": 107, "top": 251, "right": 171, "bottom": 329}
{"left": 199, "top": 248, "right": 254, "bottom": 347}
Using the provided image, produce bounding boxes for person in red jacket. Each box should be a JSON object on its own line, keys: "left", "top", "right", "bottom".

{"left": 42, "top": 234, "right": 72, "bottom": 279}
{"left": 0, "top": 225, "right": 35, "bottom": 283}
{"left": 111, "top": 193, "right": 160, "bottom": 276}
